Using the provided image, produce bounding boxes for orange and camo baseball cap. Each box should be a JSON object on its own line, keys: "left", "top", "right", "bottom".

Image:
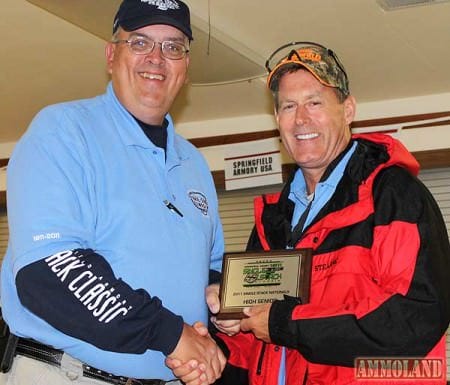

{"left": 266, "top": 41, "right": 349, "bottom": 96}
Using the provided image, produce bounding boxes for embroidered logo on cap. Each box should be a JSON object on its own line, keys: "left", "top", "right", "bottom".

{"left": 297, "top": 48, "right": 321, "bottom": 62}
{"left": 189, "top": 191, "right": 208, "bottom": 216}
{"left": 140, "top": 0, "right": 180, "bottom": 10}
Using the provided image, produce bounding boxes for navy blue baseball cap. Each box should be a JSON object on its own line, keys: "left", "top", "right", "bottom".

{"left": 113, "top": 0, "right": 193, "bottom": 41}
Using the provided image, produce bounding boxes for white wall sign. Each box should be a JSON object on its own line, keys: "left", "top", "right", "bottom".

{"left": 224, "top": 138, "right": 283, "bottom": 190}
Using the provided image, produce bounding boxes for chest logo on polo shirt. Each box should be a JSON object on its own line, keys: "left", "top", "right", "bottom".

{"left": 188, "top": 191, "right": 208, "bottom": 216}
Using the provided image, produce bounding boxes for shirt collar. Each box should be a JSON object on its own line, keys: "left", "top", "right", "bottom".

{"left": 106, "top": 82, "right": 189, "bottom": 164}
{"left": 289, "top": 140, "right": 357, "bottom": 205}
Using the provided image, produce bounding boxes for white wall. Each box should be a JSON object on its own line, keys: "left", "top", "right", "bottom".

{"left": 0, "top": 142, "right": 15, "bottom": 159}
{"left": 355, "top": 92, "right": 450, "bottom": 121}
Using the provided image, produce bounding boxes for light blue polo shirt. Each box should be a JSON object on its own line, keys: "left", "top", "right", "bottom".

{"left": 0, "top": 82, "right": 224, "bottom": 380}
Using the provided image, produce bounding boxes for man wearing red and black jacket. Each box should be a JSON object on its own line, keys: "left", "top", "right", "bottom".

{"left": 211, "top": 42, "right": 450, "bottom": 385}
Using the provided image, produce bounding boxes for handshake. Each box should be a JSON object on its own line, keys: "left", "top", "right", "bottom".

{"left": 165, "top": 283, "right": 272, "bottom": 385}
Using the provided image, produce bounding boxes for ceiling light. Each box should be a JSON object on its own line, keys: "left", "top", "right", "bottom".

{"left": 377, "top": 0, "right": 450, "bottom": 10}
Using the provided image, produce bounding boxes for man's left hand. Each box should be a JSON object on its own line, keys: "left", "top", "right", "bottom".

{"left": 240, "top": 304, "right": 272, "bottom": 343}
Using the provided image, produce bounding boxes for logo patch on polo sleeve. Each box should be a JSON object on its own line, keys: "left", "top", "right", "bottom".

{"left": 188, "top": 191, "right": 208, "bottom": 216}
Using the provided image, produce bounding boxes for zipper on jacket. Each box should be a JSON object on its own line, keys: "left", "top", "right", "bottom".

{"left": 256, "top": 342, "right": 267, "bottom": 375}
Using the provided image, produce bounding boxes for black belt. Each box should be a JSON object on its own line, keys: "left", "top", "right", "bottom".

{"left": 16, "top": 338, "right": 172, "bottom": 385}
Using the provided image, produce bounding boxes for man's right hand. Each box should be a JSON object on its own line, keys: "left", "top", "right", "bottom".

{"left": 167, "top": 323, "right": 226, "bottom": 384}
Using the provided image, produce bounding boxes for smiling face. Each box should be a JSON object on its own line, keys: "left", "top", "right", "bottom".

{"left": 105, "top": 24, "right": 190, "bottom": 125}
{"left": 275, "top": 69, "right": 356, "bottom": 186}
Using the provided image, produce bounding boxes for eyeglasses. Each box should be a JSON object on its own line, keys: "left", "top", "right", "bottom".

{"left": 265, "top": 41, "right": 348, "bottom": 82}
{"left": 112, "top": 36, "right": 189, "bottom": 60}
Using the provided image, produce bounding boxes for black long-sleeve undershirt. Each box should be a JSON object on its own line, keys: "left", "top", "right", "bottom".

{"left": 16, "top": 248, "right": 183, "bottom": 355}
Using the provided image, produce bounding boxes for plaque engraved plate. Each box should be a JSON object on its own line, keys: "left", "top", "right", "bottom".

{"left": 217, "top": 249, "right": 312, "bottom": 319}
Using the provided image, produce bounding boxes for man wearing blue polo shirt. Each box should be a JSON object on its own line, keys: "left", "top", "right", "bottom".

{"left": 0, "top": 1, "right": 225, "bottom": 384}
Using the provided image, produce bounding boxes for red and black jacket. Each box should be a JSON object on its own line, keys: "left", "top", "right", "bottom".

{"left": 215, "top": 134, "right": 450, "bottom": 385}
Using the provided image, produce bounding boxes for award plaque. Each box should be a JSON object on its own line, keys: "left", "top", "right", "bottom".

{"left": 217, "top": 249, "right": 312, "bottom": 319}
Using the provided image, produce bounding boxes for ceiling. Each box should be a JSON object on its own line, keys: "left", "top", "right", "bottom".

{"left": 1, "top": 0, "right": 450, "bottom": 144}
